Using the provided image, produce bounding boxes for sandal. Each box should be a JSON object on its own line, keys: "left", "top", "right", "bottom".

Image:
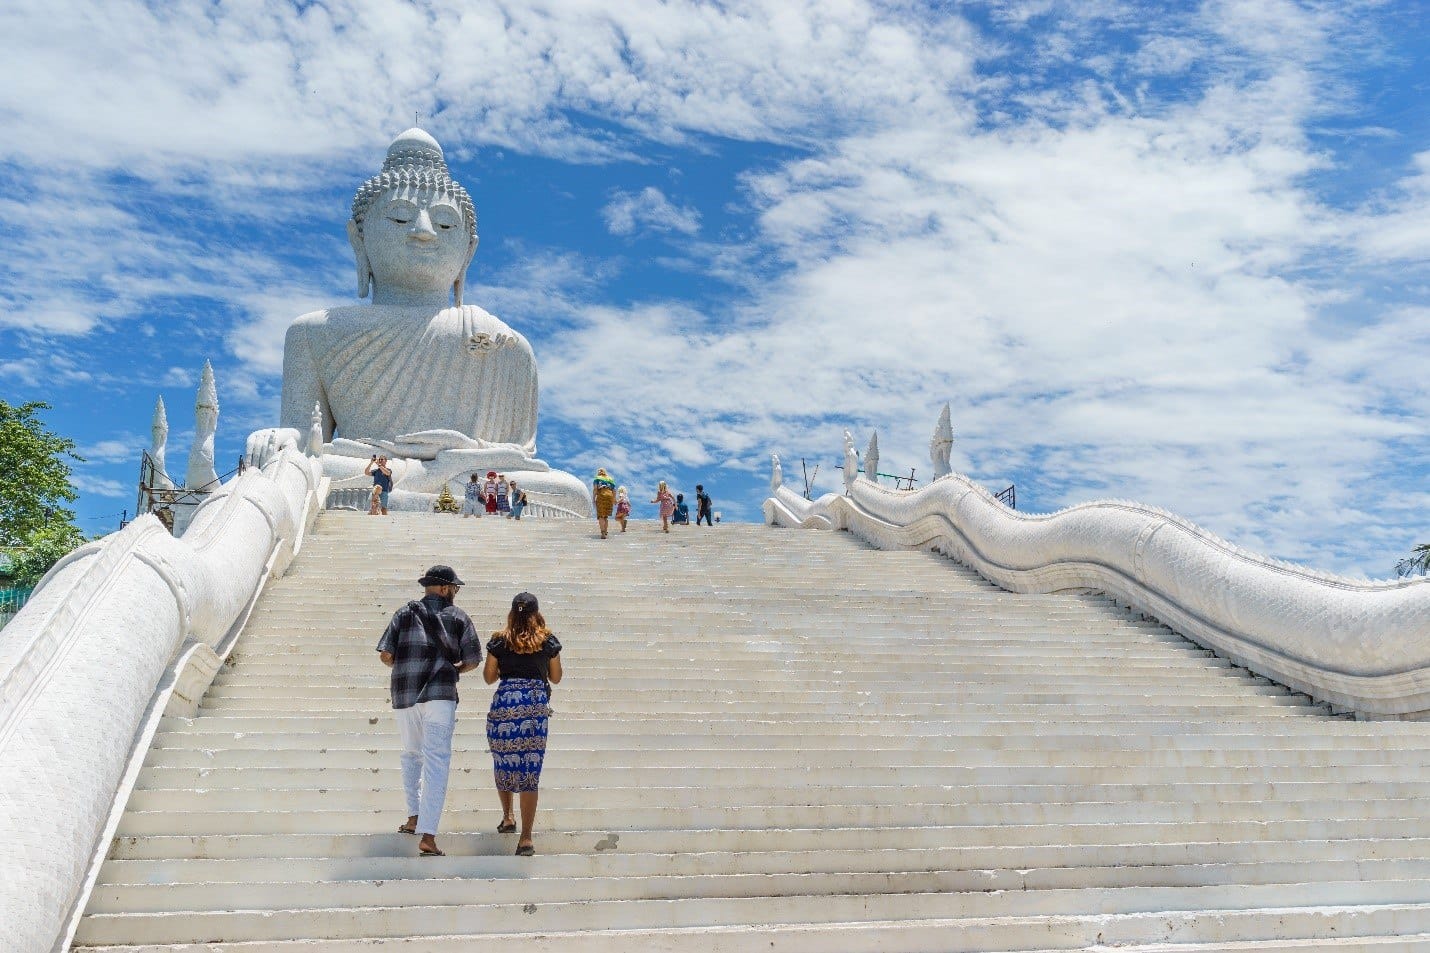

{"left": 419, "top": 844, "right": 446, "bottom": 857}
{"left": 515, "top": 843, "right": 535, "bottom": 856}
{"left": 397, "top": 823, "right": 417, "bottom": 835}
{"left": 497, "top": 820, "right": 517, "bottom": 834}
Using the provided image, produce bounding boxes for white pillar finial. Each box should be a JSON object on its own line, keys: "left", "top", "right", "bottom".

{"left": 149, "top": 396, "right": 175, "bottom": 490}
{"left": 864, "top": 431, "right": 880, "bottom": 483}
{"left": 770, "top": 453, "right": 783, "bottom": 492}
{"left": 930, "top": 403, "right": 954, "bottom": 479}
{"left": 842, "top": 430, "right": 858, "bottom": 493}
{"left": 307, "top": 402, "right": 325, "bottom": 458}
{"left": 185, "top": 361, "right": 221, "bottom": 490}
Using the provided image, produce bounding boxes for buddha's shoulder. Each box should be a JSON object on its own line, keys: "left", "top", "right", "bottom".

{"left": 285, "top": 305, "right": 531, "bottom": 350}
{"left": 287, "top": 305, "right": 357, "bottom": 331}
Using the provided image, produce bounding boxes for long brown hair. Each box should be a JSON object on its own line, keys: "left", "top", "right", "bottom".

{"left": 495, "top": 606, "right": 551, "bottom": 654}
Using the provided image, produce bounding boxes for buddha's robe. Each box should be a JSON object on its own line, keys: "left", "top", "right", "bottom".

{"left": 280, "top": 304, "right": 538, "bottom": 457}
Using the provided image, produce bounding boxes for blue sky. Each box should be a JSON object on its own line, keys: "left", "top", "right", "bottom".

{"left": 0, "top": 0, "right": 1426, "bottom": 577}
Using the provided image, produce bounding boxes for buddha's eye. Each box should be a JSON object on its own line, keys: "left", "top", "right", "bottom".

{"left": 385, "top": 201, "right": 418, "bottom": 224}
{"left": 431, "top": 207, "right": 461, "bottom": 231}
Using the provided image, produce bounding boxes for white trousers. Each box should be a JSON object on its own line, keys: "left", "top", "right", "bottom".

{"left": 396, "top": 699, "right": 457, "bottom": 835}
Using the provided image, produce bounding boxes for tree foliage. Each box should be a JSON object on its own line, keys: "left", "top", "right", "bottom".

{"left": 1399, "top": 543, "right": 1430, "bottom": 579}
{"left": 9, "top": 522, "right": 87, "bottom": 587}
{"left": 0, "top": 400, "right": 83, "bottom": 546}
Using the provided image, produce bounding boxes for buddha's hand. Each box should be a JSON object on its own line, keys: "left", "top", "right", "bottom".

{"left": 392, "top": 430, "right": 485, "bottom": 453}
{"left": 465, "top": 331, "right": 515, "bottom": 355}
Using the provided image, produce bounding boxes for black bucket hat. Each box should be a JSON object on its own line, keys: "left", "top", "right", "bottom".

{"left": 419, "top": 565, "right": 465, "bottom": 587}
{"left": 512, "top": 591, "right": 539, "bottom": 614}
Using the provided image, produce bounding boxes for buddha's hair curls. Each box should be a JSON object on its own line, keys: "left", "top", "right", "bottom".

{"left": 350, "top": 142, "right": 477, "bottom": 253}
{"left": 495, "top": 607, "right": 551, "bottom": 655}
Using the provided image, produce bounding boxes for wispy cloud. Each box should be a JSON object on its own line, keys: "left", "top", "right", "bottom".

{"left": 603, "top": 187, "right": 701, "bottom": 236}
{"left": 77, "top": 437, "right": 142, "bottom": 464}
{"left": 69, "top": 473, "right": 130, "bottom": 498}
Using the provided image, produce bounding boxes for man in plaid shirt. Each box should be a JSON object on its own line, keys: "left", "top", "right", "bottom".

{"left": 377, "top": 565, "right": 481, "bottom": 857}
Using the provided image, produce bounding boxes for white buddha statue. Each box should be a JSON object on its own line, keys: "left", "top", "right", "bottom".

{"left": 247, "top": 129, "right": 590, "bottom": 515}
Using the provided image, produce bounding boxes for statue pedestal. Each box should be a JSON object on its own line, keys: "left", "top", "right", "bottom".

{"left": 245, "top": 428, "right": 592, "bottom": 517}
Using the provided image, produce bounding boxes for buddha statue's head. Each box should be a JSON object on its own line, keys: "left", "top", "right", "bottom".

{"left": 348, "top": 129, "right": 479, "bottom": 307}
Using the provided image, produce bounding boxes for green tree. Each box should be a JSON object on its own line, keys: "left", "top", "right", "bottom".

{"left": 1399, "top": 543, "right": 1430, "bottom": 578}
{"left": 0, "top": 400, "right": 83, "bottom": 546}
{"left": 9, "top": 522, "right": 87, "bottom": 588}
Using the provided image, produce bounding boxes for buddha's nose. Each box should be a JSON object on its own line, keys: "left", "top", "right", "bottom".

{"left": 409, "top": 210, "right": 438, "bottom": 242}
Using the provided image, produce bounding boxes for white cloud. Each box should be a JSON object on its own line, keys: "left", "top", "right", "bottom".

{"left": 227, "top": 284, "right": 346, "bottom": 376}
{"left": 78, "top": 438, "right": 141, "bottom": 464}
{"left": 603, "top": 187, "right": 701, "bottom": 236}
{"left": 0, "top": 359, "right": 40, "bottom": 387}
{"left": 1349, "top": 151, "right": 1430, "bottom": 262}
{"left": 69, "top": 474, "right": 130, "bottom": 498}
{"left": 0, "top": 0, "right": 976, "bottom": 169}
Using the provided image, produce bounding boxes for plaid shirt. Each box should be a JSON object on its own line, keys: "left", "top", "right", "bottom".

{"left": 376, "top": 594, "right": 481, "bottom": 709}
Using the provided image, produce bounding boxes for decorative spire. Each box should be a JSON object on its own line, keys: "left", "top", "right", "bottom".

{"left": 930, "top": 403, "right": 954, "bottom": 479}
{"left": 185, "top": 361, "right": 221, "bottom": 491}
{"left": 149, "top": 396, "right": 175, "bottom": 490}
{"left": 770, "top": 453, "right": 783, "bottom": 493}
{"left": 842, "top": 430, "right": 859, "bottom": 494}
{"left": 864, "top": 431, "right": 880, "bottom": 483}
{"left": 307, "top": 402, "right": 325, "bottom": 458}
{"left": 196, "top": 360, "right": 219, "bottom": 415}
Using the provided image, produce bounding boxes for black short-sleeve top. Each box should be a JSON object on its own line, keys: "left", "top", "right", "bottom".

{"left": 487, "top": 634, "right": 562, "bottom": 681}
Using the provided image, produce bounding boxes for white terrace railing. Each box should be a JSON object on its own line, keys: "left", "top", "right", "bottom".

{"left": 326, "top": 485, "right": 583, "bottom": 518}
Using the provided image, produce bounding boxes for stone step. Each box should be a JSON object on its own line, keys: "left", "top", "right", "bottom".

{"left": 86, "top": 857, "right": 1430, "bottom": 916}
{"left": 114, "top": 796, "right": 1429, "bottom": 837}
{"left": 140, "top": 744, "right": 1425, "bottom": 770}
{"left": 236, "top": 631, "right": 1199, "bottom": 649}
{"left": 221, "top": 662, "right": 1242, "bottom": 681}
{"left": 149, "top": 722, "right": 1401, "bottom": 746}
{"left": 197, "top": 682, "right": 1296, "bottom": 703}
{"left": 122, "top": 779, "right": 1430, "bottom": 814}
{"left": 94, "top": 839, "right": 1430, "bottom": 890}
{"left": 133, "top": 761, "right": 1430, "bottom": 791}
{"left": 194, "top": 697, "right": 1315, "bottom": 716}
{"left": 106, "top": 821, "right": 1430, "bottom": 861}
{"left": 71, "top": 880, "right": 1430, "bottom": 945}
{"left": 67, "top": 916, "right": 1430, "bottom": 953}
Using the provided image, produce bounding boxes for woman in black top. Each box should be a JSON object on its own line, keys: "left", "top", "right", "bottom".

{"left": 483, "top": 591, "right": 563, "bottom": 856}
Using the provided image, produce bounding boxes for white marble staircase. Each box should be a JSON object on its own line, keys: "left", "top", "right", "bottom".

{"left": 74, "top": 512, "right": 1430, "bottom": 951}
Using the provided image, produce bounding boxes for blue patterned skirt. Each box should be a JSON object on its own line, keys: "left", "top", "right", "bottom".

{"left": 486, "top": 677, "right": 551, "bottom": 793}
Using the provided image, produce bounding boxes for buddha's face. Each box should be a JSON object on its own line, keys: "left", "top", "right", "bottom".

{"left": 361, "top": 187, "right": 470, "bottom": 299}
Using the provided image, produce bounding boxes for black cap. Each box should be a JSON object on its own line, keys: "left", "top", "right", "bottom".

{"left": 419, "top": 565, "right": 465, "bottom": 587}
{"left": 512, "top": 591, "right": 539, "bottom": 614}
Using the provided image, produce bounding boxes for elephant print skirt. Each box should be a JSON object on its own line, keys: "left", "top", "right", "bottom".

{"left": 486, "top": 678, "right": 552, "bottom": 793}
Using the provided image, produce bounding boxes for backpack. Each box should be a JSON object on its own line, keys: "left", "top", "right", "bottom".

{"left": 408, "top": 601, "right": 461, "bottom": 666}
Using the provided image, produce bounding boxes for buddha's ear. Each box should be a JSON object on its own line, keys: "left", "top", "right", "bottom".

{"left": 453, "top": 238, "right": 478, "bottom": 308}
{"left": 347, "top": 220, "right": 372, "bottom": 299}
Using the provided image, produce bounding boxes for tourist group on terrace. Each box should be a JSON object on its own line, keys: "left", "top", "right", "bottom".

{"left": 363, "top": 455, "right": 716, "bottom": 536}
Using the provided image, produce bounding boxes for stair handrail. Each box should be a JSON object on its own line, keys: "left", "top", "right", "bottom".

{"left": 0, "top": 446, "right": 325, "bottom": 953}
{"left": 766, "top": 466, "right": 1430, "bottom": 719}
